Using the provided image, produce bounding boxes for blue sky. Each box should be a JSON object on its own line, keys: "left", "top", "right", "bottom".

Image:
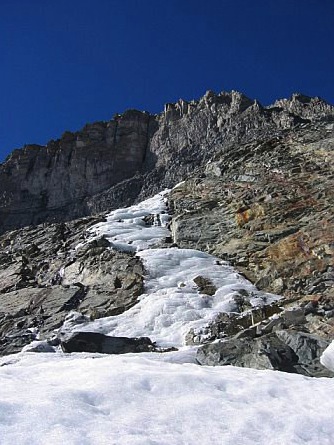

{"left": 0, "top": 0, "right": 333, "bottom": 161}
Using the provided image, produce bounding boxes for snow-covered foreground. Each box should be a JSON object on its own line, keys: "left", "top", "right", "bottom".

{"left": 1, "top": 351, "right": 334, "bottom": 445}
{"left": 1, "top": 191, "right": 333, "bottom": 445}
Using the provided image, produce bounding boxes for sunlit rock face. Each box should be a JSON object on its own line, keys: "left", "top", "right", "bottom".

{"left": 1, "top": 90, "right": 333, "bottom": 233}
{"left": 168, "top": 119, "right": 334, "bottom": 316}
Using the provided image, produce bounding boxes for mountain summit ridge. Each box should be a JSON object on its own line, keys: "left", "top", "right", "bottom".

{"left": 1, "top": 90, "right": 333, "bottom": 234}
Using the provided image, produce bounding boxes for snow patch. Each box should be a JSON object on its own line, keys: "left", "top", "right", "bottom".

{"left": 78, "top": 191, "right": 171, "bottom": 253}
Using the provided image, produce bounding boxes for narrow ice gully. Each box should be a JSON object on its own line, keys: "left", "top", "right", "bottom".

{"left": 69, "top": 190, "right": 280, "bottom": 347}
{"left": 1, "top": 191, "right": 334, "bottom": 445}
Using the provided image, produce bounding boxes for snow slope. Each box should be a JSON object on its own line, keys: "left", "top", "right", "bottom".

{"left": 1, "top": 351, "right": 334, "bottom": 445}
{"left": 1, "top": 191, "right": 333, "bottom": 445}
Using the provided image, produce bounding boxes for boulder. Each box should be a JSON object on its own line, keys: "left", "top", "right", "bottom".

{"left": 193, "top": 276, "right": 217, "bottom": 296}
{"left": 275, "top": 329, "right": 332, "bottom": 376}
{"left": 196, "top": 334, "right": 298, "bottom": 373}
{"left": 60, "top": 331, "right": 155, "bottom": 354}
{"left": 196, "top": 330, "right": 334, "bottom": 377}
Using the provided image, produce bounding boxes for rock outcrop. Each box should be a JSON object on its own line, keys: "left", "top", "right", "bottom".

{"left": 193, "top": 303, "right": 334, "bottom": 377}
{"left": 0, "top": 216, "right": 145, "bottom": 355}
{"left": 1, "top": 91, "right": 333, "bottom": 234}
{"left": 167, "top": 112, "right": 334, "bottom": 373}
{"left": 0, "top": 90, "right": 334, "bottom": 377}
{"left": 169, "top": 118, "right": 334, "bottom": 311}
{"left": 0, "top": 110, "right": 153, "bottom": 232}
{"left": 196, "top": 330, "right": 333, "bottom": 377}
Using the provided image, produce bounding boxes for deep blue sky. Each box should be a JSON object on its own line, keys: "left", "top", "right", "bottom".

{"left": 1, "top": 0, "right": 333, "bottom": 161}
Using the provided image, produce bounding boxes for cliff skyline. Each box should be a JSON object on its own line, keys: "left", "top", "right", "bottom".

{"left": 1, "top": 0, "right": 333, "bottom": 161}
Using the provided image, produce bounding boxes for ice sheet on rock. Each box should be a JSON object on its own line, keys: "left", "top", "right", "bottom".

{"left": 0, "top": 352, "right": 333, "bottom": 445}
{"left": 78, "top": 191, "right": 171, "bottom": 253}
{"left": 70, "top": 248, "right": 281, "bottom": 347}
{"left": 321, "top": 340, "right": 334, "bottom": 372}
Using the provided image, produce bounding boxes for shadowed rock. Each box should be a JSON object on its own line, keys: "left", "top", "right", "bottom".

{"left": 196, "top": 330, "right": 334, "bottom": 377}
{"left": 60, "top": 331, "right": 155, "bottom": 354}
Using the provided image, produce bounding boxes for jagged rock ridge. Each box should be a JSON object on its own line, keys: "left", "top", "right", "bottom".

{"left": 1, "top": 91, "right": 333, "bottom": 234}
{"left": 0, "top": 110, "right": 154, "bottom": 232}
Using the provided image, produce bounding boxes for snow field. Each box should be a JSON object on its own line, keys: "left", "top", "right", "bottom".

{"left": 0, "top": 352, "right": 333, "bottom": 445}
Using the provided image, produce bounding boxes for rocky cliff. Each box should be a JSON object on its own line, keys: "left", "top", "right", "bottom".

{"left": 0, "top": 110, "right": 154, "bottom": 232}
{"left": 1, "top": 90, "right": 334, "bottom": 376}
{"left": 1, "top": 91, "right": 333, "bottom": 234}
